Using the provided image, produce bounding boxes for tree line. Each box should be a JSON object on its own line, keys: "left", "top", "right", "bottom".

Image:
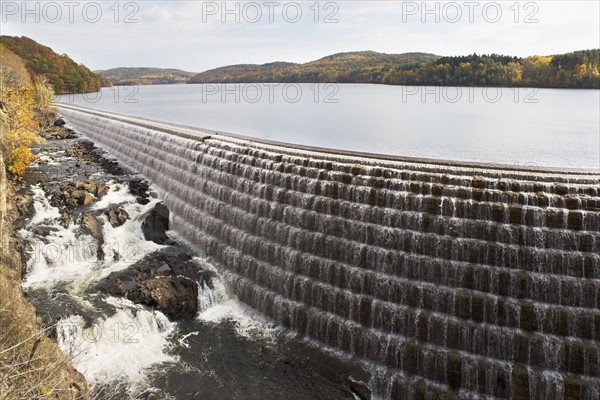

{"left": 383, "top": 50, "right": 599, "bottom": 88}
{"left": 190, "top": 50, "right": 600, "bottom": 89}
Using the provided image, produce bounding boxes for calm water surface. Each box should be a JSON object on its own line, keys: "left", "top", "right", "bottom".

{"left": 57, "top": 84, "right": 600, "bottom": 169}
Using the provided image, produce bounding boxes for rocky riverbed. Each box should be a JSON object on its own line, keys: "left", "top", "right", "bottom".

{"left": 14, "top": 114, "right": 371, "bottom": 399}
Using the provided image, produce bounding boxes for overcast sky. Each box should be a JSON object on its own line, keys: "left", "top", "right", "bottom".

{"left": 1, "top": 1, "right": 599, "bottom": 72}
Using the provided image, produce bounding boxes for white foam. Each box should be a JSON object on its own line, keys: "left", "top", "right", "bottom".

{"left": 92, "top": 181, "right": 136, "bottom": 210}
{"left": 21, "top": 226, "right": 99, "bottom": 290}
{"left": 199, "top": 297, "right": 277, "bottom": 343}
{"left": 33, "top": 154, "right": 60, "bottom": 166}
{"left": 28, "top": 185, "right": 61, "bottom": 226}
{"left": 94, "top": 199, "right": 165, "bottom": 280}
{"left": 57, "top": 296, "right": 177, "bottom": 388}
{"left": 198, "top": 277, "right": 228, "bottom": 313}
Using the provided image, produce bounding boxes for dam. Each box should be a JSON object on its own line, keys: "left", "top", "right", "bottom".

{"left": 57, "top": 103, "right": 600, "bottom": 399}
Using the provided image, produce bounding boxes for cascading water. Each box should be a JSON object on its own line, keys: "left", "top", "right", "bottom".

{"left": 19, "top": 181, "right": 178, "bottom": 395}
{"left": 57, "top": 104, "right": 600, "bottom": 399}
{"left": 18, "top": 130, "right": 367, "bottom": 399}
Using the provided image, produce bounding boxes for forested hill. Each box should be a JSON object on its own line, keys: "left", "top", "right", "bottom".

{"left": 189, "top": 50, "right": 600, "bottom": 89}
{"left": 96, "top": 67, "right": 196, "bottom": 86}
{"left": 189, "top": 51, "right": 439, "bottom": 83}
{"left": 0, "top": 36, "right": 107, "bottom": 94}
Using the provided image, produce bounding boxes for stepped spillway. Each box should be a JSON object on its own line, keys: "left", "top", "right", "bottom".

{"left": 58, "top": 104, "right": 600, "bottom": 399}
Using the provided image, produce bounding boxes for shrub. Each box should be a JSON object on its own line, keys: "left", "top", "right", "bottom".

{"left": 7, "top": 146, "right": 36, "bottom": 177}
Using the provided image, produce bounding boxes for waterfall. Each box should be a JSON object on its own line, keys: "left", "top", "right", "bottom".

{"left": 58, "top": 104, "right": 600, "bottom": 399}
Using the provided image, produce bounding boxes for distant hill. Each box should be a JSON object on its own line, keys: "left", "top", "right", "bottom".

{"left": 96, "top": 67, "right": 196, "bottom": 86}
{"left": 189, "top": 51, "right": 439, "bottom": 83}
{"left": 0, "top": 35, "right": 106, "bottom": 94}
{"left": 189, "top": 49, "right": 600, "bottom": 88}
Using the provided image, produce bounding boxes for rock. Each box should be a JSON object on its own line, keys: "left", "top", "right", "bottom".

{"left": 80, "top": 214, "right": 102, "bottom": 240}
{"left": 60, "top": 180, "right": 110, "bottom": 208}
{"left": 106, "top": 206, "right": 129, "bottom": 228}
{"left": 129, "top": 178, "right": 149, "bottom": 198}
{"left": 75, "top": 180, "right": 108, "bottom": 199}
{"left": 62, "top": 190, "right": 78, "bottom": 208}
{"left": 75, "top": 180, "right": 94, "bottom": 193}
{"left": 60, "top": 210, "right": 71, "bottom": 228}
{"left": 142, "top": 203, "right": 170, "bottom": 244}
{"left": 132, "top": 276, "right": 198, "bottom": 320}
{"left": 96, "top": 184, "right": 109, "bottom": 199}
{"left": 39, "top": 126, "right": 76, "bottom": 140}
{"left": 48, "top": 190, "right": 64, "bottom": 208}
{"left": 34, "top": 226, "right": 60, "bottom": 237}
{"left": 129, "top": 178, "right": 150, "bottom": 204}
{"left": 54, "top": 118, "right": 66, "bottom": 126}
{"left": 80, "top": 214, "right": 104, "bottom": 261}
{"left": 98, "top": 249, "right": 213, "bottom": 288}
{"left": 13, "top": 194, "right": 33, "bottom": 216}
{"left": 96, "top": 249, "right": 215, "bottom": 320}
{"left": 63, "top": 189, "right": 94, "bottom": 207}
{"left": 81, "top": 192, "right": 94, "bottom": 206}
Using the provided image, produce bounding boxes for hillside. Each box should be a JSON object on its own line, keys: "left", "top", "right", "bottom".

{"left": 0, "top": 36, "right": 107, "bottom": 94}
{"left": 96, "top": 67, "right": 196, "bottom": 86}
{"left": 189, "top": 51, "right": 438, "bottom": 83}
{"left": 189, "top": 49, "right": 600, "bottom": 88}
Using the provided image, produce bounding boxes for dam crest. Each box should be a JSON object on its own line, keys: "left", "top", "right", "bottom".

{"left": 58, "top": 104, "right": 600, "bottom": 399}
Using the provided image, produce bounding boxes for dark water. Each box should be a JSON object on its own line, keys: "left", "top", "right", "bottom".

{"left": 56, "top": 83, "right": 600, "bottom": 169}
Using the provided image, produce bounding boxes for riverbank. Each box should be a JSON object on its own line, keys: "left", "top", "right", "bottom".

{"left": 0, "top": 150, "right": 89, "bottom": 399}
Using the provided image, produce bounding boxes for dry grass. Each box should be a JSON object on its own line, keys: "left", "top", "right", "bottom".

{"left": 0, "top": 258, "right": 89, "bottom": 400}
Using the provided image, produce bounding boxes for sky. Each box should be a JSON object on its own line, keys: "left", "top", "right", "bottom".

{"left": 1, "top": 1, "right": 599, "bottom": 72}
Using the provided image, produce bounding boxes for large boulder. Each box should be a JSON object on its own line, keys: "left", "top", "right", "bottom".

{"left": 96, "top": 249, "right": 216, "bottom": 320}
{"left": 132, "top": 276, "right": 198, "bottom": 320}
{"left": 142, "top": 203, "right": 170, "bottom": 244}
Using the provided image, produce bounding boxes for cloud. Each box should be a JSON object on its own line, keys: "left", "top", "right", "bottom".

{"left": 1, "top": 0, "right": 598, "bottom": 71}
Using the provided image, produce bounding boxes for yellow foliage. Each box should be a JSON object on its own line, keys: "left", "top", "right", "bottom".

{"left": 0, "top": 50, "right": 44, "bottom": 176}
{"left": 523, "top": 55, "right": 552, "bottom": 67}
{"left": 7, "top": 146, "right": 36, "bottom": 176}
{"left": 1, "top": 86, "right": 42, "bottom": 151}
